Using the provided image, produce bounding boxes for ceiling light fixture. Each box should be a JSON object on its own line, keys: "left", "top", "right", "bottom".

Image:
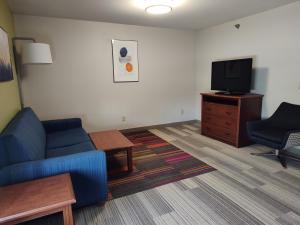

{"left": 145, "top": 5, "right": 172, "bottom": 15}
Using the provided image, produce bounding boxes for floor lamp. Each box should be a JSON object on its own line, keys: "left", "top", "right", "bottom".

{"left": 13, "top": 37, "right": 53, "bottom": 108}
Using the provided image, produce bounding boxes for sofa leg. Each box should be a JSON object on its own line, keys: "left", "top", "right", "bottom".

{"left": 97, "top": 201, "right": 106, "bottom": 207}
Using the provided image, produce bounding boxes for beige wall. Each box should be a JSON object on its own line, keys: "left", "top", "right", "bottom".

{"left": 14, "top": 15, "right": 196, "bottom": 132}
{"left": 196, "top": 2, "right": 300, "bottom": 119}
{"left": 0, "top": 0, "right": 20, "bottom": 132}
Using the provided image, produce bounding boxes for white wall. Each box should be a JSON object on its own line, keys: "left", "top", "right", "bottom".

{"left": 14, "top": 15, "right": 196, "bottom": 132}
{"left": 196, "top": 2, "right": 300, "bottom": 119}
{"left": 14, "top": 2, "right": 300, "bottom": 134}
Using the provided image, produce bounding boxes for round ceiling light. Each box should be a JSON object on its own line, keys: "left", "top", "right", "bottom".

{"left": 145, "top": 5, "right": 172, "bottom": 15}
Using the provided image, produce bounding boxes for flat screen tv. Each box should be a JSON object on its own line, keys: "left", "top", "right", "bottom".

{"left": 211, "top": 58, "right": 253, "bottom": 94}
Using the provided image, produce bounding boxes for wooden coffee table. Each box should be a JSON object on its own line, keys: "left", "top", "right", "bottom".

{"left": 90, "top": 130, "right": 134, "bottom": 172}
{"left": 0, "top": 174, "right": 76, "bottom": 225}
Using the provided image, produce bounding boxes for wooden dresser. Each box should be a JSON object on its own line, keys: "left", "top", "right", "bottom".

{"left": 201, "top": 93, "right": 263, "bottom": 148}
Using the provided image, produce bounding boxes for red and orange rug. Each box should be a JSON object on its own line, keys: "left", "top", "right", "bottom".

{"left": 107, "top": 130, "right": 216, "bottom": 200}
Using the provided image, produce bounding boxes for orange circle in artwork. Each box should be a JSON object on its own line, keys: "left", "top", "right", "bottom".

{"left": 126, "top": 63, "right": 133, "bottom": 72}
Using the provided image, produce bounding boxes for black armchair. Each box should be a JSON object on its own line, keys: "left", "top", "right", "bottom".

{"left": 247, "top": 102, "right": 300, "bottom": 168}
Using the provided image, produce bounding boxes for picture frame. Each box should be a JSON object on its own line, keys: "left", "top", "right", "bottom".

{"left": 111, "top": 39, "right": 139, "bottom": 83}
{"left": 0, "top": 26, "right": 13, "bottom": 82}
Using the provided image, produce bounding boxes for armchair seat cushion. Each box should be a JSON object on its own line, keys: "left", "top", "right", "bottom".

{"left": 46, "top": 141, "right": 96, "bottom": 158}
{"left": 252, "top": 127, "right": 288, "bottom": 144}
{"left": 46, "top": 128, "right": 90, "bottom": 150}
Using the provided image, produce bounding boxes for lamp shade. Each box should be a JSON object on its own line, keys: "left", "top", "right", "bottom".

{"left": 21, "top": 42, "right": 53, "bottom": 64}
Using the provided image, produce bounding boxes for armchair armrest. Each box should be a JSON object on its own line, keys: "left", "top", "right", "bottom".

{"left": 0, "top": 150, "right": 107, "bottom": 207}
{"left": 283, "top": 129, "right": 300, "bottom": 150}
{"left": 42, "top": 118, "right": 82, "bottom": 133}
{"left": 247, "top": 119, "right": 271, "bottom": 134}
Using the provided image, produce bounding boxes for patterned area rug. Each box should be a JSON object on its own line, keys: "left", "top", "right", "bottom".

{"left": 107, "top": 130, "right": 216, "bottom": 200}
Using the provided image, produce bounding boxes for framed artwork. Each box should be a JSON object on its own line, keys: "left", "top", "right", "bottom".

{"left": 0, "top": 26, "right": 13, "bottom": 82}
{"left": 112, "top": 39, "right": 139, "bottom": 83}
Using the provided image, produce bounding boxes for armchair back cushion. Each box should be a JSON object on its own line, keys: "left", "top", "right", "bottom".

{"left": 270, "top": 102, "right": 300, "bottom": 130}
{"left": 1, "top": 108, "right": 46, "bottom": 164}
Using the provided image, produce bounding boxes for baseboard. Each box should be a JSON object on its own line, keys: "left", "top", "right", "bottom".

{"left": 121, "top": 120, "right": 199, "bottom": 133}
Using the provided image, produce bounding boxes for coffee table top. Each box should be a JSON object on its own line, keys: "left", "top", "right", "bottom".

{"left": 0, "top": 174, "right": 76, "bottom": 224}
{"left": 89, "top": 130, "right": 134, "bottom": 151}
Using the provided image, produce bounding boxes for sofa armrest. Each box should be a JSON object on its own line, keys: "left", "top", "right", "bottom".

{"left": 42, "top": 118, "right": 82, "bottom": 133}
{"left": 0, "top": 150, "right": 107, "bottom": 207}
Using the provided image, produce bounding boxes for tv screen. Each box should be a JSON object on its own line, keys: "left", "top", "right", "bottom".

{"left": 211, "top": 58, "right": 253, "bottom": 93}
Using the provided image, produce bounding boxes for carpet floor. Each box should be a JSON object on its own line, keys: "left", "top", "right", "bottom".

{"left": 21, "top": 122, "right": 300, "bottom": 225}
{"left": 107, "top": 130, "right": 216, "bottom": 199}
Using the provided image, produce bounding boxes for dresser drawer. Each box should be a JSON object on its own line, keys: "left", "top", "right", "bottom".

{"left": 203, "top": 102, "right": 238, "bottom": 119}
{"left": 202, "top": 114, "right": 237, "bottom": 130}
{"left": 202, "top": 122, "right": 236, "bottom": 144}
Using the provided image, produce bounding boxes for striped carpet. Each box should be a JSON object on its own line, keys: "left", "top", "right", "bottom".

{"left": 107, "top": 130, "right": 215, "bottom": 199}
{"left": 22, "top": 122, "right": 300, "bottom": 225}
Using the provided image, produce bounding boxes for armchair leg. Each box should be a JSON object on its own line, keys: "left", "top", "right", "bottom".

{"left": 281, "top": 154, "right": 300, "bottom": 163}
{"left": 251, "top": 150, "right": 288, "bottom": 168}
{"left": 251, "top": 149, "right": 279, "bottom": 156}
{"left": 277, "top": 155, "right": 287, "bottom": 168}
{"left": 250, "top": 150, "right": 277, "bottom": 156}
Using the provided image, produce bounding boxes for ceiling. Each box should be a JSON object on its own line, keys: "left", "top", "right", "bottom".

{"left": 7, "top": 0, "right": 299, "bottom": 30}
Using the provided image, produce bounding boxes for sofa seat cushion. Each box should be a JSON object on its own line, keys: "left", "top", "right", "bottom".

{"left": 46, "top": 128, "right": 90, "bottom": 150}
{"left": 46, "top": 141, "right": 95, "bottom": 158}
{"left": 252, "top": 128, "right": 288, "bottom": 144}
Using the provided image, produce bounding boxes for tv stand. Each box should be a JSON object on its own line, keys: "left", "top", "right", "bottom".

{"left": 201, "top": 93, "right": 263, "bottom": 148}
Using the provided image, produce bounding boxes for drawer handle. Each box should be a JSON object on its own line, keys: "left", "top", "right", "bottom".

{"left": 225, "top": 112, "right": 232, "bottom": 116}
{"left": 224, "top": 132, "right": 231, "bottom": 136}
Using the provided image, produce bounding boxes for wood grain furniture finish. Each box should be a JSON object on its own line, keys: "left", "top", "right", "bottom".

{"left": 0, "top": 174, "right": 76, "bottom": 225}
{"left": 201, "top": 93, "right": 263, "bottom": 148}
{"left": 89, "top": 130, "right": 134, "bottom": 172}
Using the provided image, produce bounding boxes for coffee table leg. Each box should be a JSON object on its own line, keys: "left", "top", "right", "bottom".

{"left": 127, "top": 148, "right": 133, "bottom": 172}
{"left": 63, "top": 205, "right": 74, "bottom": 225}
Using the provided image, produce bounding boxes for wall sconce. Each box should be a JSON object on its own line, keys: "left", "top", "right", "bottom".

{"left": 21, "top": 42, "right": 53, "bottom": 64}
{"left": 13, "top": 37, "right": 53, "bottom": 108}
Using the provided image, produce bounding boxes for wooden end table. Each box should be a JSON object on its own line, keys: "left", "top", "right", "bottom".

{"left": 90, "top": 130, "right": 134, "bottom": 172}
{"left": 0, "top": 174, "right": 76, "bottom": 225}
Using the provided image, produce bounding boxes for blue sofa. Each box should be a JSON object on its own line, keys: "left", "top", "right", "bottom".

{"left": 0, "top": 107, "right": 107, "bottom": 208}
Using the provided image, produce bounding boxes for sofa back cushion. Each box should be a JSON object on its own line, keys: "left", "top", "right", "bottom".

{"left": 1, "top": 108, "right": 46, "bottom": 164}
{"left": 0, "top": 138, "right": 8, "bottom": 168}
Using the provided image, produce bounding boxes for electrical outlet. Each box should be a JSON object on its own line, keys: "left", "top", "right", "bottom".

{"left": 122, "top": 116, "right": 126, "bottom": 122}
{"left": 181, "top": 109, "right": 185, "bottom": 115}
